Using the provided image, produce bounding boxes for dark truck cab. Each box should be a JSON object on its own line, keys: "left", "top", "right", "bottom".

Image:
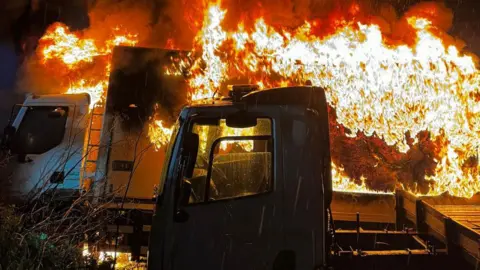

{"left": 148, "top": 86, "right": 332, "bottom": 269}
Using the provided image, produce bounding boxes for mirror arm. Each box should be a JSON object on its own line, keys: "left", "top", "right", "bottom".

{"left": 2, "top": 125, "right": 16, "bottom": 151}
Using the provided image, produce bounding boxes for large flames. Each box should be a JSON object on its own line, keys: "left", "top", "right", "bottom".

{"left": 149, "top": 120, "right": 174, "bottom": 151}
{"left": 181, "top": 4, "right": 480, "bottom": 198}
{"left": 33, "top": 2, "right": 480, "bottom": 198}
{"left": 37, "top": 23, "right": 139, "bottom": 106}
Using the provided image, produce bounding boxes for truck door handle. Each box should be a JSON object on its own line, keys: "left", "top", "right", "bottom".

{"left": 17, "top": 154, "right": 33, "bottom": 163}
{"left": 174, "top": 209, "right": 189, "bottom": 223}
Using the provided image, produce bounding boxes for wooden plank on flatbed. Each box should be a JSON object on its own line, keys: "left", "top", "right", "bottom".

{"left": 331, "top": 191, "right": 395, "bottom": 224}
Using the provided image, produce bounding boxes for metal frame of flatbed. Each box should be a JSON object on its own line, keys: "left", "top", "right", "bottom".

{"left": 333, "top": 189, "right": 480, "bottom": 267}
{"left": 330, "top": 192, "right": 447, "bottom": 268}
{"left": 396, "top": 190, "right": 480, "bottom": 267}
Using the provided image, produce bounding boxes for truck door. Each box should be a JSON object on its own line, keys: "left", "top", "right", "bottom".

{"left": 163, "top": 116, "right": 282, "bottom": 270}
{"left": 3, "top": 95, "right": 90, "bottom": 199}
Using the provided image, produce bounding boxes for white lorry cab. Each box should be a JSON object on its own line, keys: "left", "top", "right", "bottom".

{"left": 1, "top": 93, "right": 92, "bottom": 199}
{"left": 0, "top": 47, "right": 190, "bottom": 259}
{"left": 147, "top": 85, "right": 333, "bottom": 270}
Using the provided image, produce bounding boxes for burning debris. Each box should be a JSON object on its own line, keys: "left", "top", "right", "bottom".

{"left": 16, "top": 0, "right": 480, "bottom": 198}
{"left": 149, "top": 104, "right": 174, "bottom": 151}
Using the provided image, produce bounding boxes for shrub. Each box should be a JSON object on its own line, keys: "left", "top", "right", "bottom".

{"left": 0, "top": 205, "right": 86, "bottom": 269}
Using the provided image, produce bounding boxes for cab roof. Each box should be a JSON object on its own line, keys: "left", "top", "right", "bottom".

{"left": 24, "top": 93, "right": 91, "bottom": 106}
{"left": 189, "top": 86, "right": 326, "bottom": 108}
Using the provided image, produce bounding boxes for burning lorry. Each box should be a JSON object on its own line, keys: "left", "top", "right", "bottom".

{"left": 1, "top": 47, "right": 188, "bottom": 260}
{"left": 145, "top": 83, "right": 479, "bottom": 269}
{"left": 2, "top": 46, "right": 480, "bottom": 269}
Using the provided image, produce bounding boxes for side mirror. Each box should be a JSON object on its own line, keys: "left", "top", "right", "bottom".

{"left": 226, "top": 112, "right": 257, "bottom": 128}
{"left": 182, "top": 132, "right": 199, "bottom": 178}
{"left": 174, "top": 181, "right": 192, "bottom": 223}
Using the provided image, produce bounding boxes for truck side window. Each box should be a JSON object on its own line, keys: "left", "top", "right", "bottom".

{"left": 12, "top": 106, "right": 69, "bottom": 155}
{"left": 186, "top": 118, "right": 272, "bottom": 203}
{"left": 208, "top": 138, "right": 272, "bottom": 201}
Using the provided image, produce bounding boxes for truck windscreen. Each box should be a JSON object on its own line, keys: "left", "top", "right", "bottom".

{"left": 12, "top": 106, "right": 69, "bottom": 155}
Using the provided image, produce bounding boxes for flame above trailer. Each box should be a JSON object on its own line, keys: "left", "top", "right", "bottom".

{"left": 32, "top": 1, "right": 480, "bottom": 198}
{"left": 37, "top": 23, "right": 138, "bottom": 107}
{"left": 179, "top": 3, "right": 480, "bottom": 198}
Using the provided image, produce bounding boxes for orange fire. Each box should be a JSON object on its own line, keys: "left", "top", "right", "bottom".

{"left": 38, "top": 23, "right": 138, "bottom": 106}
{"left": 331, "top": 163, "right": 386, "bottom": 195}
{"left": 184, "top": 4, "right": 480, "bottom": 198}
{"left": 149, "top": 120, "right": 174, "bottom": 151}
{"left": 33, "top": 3, "right": 480, "bottom": 198}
